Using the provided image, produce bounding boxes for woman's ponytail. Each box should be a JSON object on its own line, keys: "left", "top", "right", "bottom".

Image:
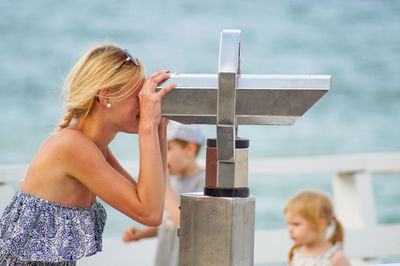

{"left": 57, "top": 108, "right": 89, "bottom": 131}
{"left": 57, "top": 110, "right": 74, "bottom": 131}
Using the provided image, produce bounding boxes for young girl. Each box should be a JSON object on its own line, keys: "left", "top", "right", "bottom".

{"left": 284, "top": 190, "right": 351, "bottom": 266}
{"left": 0, "top": 44, "right": 176, "bottom": 265}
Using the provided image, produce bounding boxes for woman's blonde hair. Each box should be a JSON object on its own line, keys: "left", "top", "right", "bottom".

{"left": 57, "top": 44, "right": 145, "bottom": 131}
{"left": 284, "top": 190, "right": 344, "bottom": 261}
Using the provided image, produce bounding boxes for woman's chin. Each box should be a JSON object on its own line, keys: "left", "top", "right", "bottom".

{"left": 121, "top": 124, "right": 139, "bottom": 134}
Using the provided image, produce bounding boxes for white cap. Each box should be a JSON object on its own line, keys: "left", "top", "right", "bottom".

{"left": 167, "top": 120, "right": 204, "bottom": 145}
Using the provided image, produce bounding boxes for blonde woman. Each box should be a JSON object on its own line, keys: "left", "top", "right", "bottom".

{"left": 284, "top": 190, "right": 350, "bottom": 266}
{"left": 0, "top": 44, "right": 176, "bottom": 265}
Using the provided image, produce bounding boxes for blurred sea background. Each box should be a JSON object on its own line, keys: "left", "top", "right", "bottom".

{"left": 0, "top": 0, "right": 399, "bottom": 256}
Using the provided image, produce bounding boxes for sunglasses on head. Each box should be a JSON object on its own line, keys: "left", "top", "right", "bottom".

{"left": 115, "top": 49, "right": 139, "bottom": 72}
{"left": 97, "top": 49, "right": 139, "bottom": 102}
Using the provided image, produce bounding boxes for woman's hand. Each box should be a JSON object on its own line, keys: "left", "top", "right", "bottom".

{"left": 138, "top": 70, "right": 176, "bottom": 129}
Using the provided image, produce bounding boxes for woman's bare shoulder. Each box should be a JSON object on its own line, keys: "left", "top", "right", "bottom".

{"left": 48, "top": 128, "right": 95, "bottom": 150}
{"left": 38, "top": 128, "right": 100, "bottom": 163}
{"left": 35, "top": 128, "right": 107, "bottom": 179}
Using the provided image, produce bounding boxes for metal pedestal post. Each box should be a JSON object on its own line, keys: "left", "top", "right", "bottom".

{"left": 179, "top": 193, "right": 255, "bottom": 266}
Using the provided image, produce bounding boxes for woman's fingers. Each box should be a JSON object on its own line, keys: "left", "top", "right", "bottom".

{"left": 142, "top": 72, "right": 171, "bottom": 93}
{"left": 152, "top": 73, "right": 171, "bottom": 84}
{"left": 140, "top": 70, "right": 176, "bottom": 101}
{"left": 157, "top": 82, "right": 176, "bottom": 98}
{"left": 147, "top": 70, "right": 170, "bottom": 79}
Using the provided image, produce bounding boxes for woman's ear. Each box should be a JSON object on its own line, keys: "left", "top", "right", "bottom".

{"left": 98, "top": 87, "right": 112, "bottom": 107}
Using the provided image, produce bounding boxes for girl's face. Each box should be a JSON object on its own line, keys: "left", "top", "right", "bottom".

{"left": 285, "top": 210, "right": 319, "bottom": 246}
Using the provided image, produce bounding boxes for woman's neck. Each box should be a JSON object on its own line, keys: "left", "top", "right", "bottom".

{"left": 74, "top": 115, "right": 117, "bottom": 154}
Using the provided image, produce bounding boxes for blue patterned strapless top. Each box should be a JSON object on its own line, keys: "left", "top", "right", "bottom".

{"left": 0, "top": 190, "right": 107, "bottom": 263}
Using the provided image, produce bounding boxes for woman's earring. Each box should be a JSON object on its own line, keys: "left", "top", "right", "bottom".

{"left": 107, "top": 103, "right": 111, "bottom": 109}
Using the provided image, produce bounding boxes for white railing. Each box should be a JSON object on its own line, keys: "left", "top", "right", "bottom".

{"left": 1, "top": 152, "right": 400, "bottom": 265}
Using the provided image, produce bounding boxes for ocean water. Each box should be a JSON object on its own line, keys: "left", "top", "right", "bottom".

{"left": 0, "top": 0, "right": 399, "bottom": 248}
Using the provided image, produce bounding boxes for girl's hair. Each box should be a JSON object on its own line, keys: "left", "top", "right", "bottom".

{"left": 284, "top": 190, "right": 344, "bottom": 261}
{"left": 57, "top": 44, "right": 145, "bottom": 131}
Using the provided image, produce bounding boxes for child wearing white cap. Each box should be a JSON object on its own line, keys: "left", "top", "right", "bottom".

{"left": 122, "top": 121, "right": 205, "bottom": 266}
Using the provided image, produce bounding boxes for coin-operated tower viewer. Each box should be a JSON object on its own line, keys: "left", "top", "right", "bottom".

{"left": 158, "top": 29, "right": 330, "bottom": 266}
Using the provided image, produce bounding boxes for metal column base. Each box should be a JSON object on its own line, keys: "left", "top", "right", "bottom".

{"left": 179, "top": 193, "right": 255, "bottom": 266}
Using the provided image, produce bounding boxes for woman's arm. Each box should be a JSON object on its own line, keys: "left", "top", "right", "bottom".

{"left": 105, "top": 116, "right": 169, "bottom": 188}
{"left": 104, "top": 119, "right": 168, "bottom": 205}
{"left": 106, "top": 148, "right": 137, "bottom": 187}
{"left": 60, "top": 133, "right": 159, "bottom": 225}
{"left": 134, "top": 71, "right": 174, "bottom": 225}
